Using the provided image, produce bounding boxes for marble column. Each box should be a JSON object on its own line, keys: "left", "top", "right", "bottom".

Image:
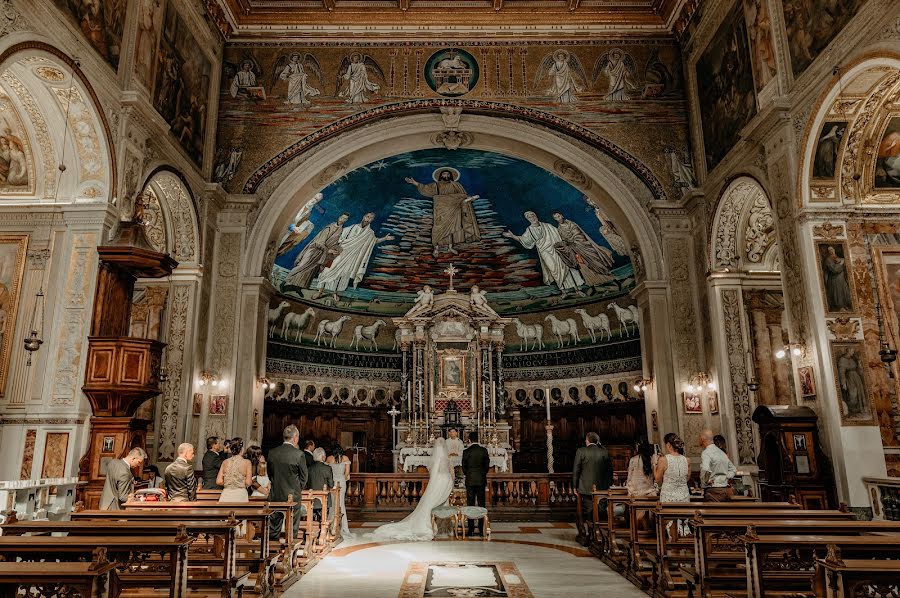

{"left": 632, "top": 281, "right": 678, "bottom": 442}
{"left": 750, "top": 307, "right": 776, "bottom": 406}
{"left": 767, "top": 318, "right": 792, "bottom": 404}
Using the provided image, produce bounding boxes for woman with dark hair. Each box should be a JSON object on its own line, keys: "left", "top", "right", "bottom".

{"left": 654, "top": 433, "right": 690, "bottom": 503}
{"left": 625, "top": 437, "right": 657, "bottom": 497}
{"left": 217, "top": 437, "right": 252, "bottom": 503}
{"left": 244, "top": 445, "right": 270, "bottom": 498}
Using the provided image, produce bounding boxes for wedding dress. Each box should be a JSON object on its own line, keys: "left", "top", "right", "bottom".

{"left": 370, "top": 438, "right": 454, "bottom": 542}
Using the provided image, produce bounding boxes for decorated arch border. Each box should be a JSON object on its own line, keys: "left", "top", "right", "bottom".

{"left": 242, "top": 98, "right": 669, "bottom": 202}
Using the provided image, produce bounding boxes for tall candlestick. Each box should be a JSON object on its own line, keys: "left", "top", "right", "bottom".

{"left": 545, "top": 388, "right": 551, "bottom": 421}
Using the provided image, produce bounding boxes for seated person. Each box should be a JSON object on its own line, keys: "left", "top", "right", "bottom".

{"left": 614, "top": 437, "right": 657, "bottom": 518}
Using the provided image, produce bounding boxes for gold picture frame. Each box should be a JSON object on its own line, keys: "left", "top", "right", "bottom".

{"left": 0, "top": 234, "right": 28, "bottom": 398}
{"left": 438, "top": 351, "right": 466, "bottom": 391}
{"left": 816, "top": 240, "right": 856, "bottom": 315}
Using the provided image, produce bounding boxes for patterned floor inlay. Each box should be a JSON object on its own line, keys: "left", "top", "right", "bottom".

{"left": 399, "top": 561, "right": 534, "bottom": 598}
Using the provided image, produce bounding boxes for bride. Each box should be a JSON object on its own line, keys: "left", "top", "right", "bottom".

{"left": 370, "top": 437, "right": 454, "bottom": 541}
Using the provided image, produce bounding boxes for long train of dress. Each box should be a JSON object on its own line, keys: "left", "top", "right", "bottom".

{"left": 368, "top": 438, "right": 454, "bottom": 542}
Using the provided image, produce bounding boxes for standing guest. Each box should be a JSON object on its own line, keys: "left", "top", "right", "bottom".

{"left": 713, "top": 434, "right": 728, "bottom": 452}
{"left": 165, "top": 443, "right": 198, "bottom": 502}
{"left": 147, "top": 465, "right": 165, "bottom": 489}
{"left": 329, "top": 447, "right": 352, "bottom": 537}
{"left": 217, "top": 437, "right": 252, "bottom": 503}
{"left": 202, "top": 436, "right": 224, "bottom": 490}
{"left": 699, "top": 429, "right": 736, "bottom": 502}
{"left": 302, "top": 440, "right": 316, "bottom": 478}
{"left": 100, "top": 447, "right": 147, "bottom": 510}
{"left": 625, "top": 437, "right": 657, "bottom": 498}
{"left": 462, "top": 431, "right": 491, "bottom": 537}
{"left": 268, "top": 425, "right": 308, "bottom": 541}
{"left": 655, "top": 433, "right": 690, "bottom": 503}
{"left": 308, "top": 447, "right": 335, "bottom": 521}
{"left": 573, "top": 431, "right": 613, "bottom": 541}
{"left": 245, "top": 445, "right": 269, "bottom": 498}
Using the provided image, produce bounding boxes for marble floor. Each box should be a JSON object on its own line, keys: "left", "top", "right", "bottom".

{"left": 285, "top": 522, "right": 646, "bottom": 598}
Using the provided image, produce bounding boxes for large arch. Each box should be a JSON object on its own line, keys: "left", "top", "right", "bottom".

{"left": 244, "top": 111, "right": 666, "bottom": 284}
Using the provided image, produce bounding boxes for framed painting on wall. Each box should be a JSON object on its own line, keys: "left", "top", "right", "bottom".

{"left": 707, "top": 391, "right": 719, "bottom": 415}
{"left": 438, "top": 351, "right": 466, "bottom": 392}
{"left": 798, "top": 366, "right": 816, "bottom": 398}
{"left": 0, "top": 235, "right": 28, "bottom": 398}
{"left": 816, "top": 241, "right": 856, "bottom": 315}
{"left": 209, "top": 394, "right": 228, "bottom": 416}
{"left": 829, "top": 340, "right": 875, "bottom": 425}
{"left": 41, "top": 432, "right": 69, "bottom": 478}
{"left": 682, "top": 392, "right": 702, "bottom": 414}
{"left": 192, "top": 393, "right": 203, "bottom": 416}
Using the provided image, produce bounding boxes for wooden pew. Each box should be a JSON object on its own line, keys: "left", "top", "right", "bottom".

{"left": 0, "top": 534, "right": 192, "bottom": 598}
{"left": 3, "top": 519, "right": 249, "bottom": 597}
{"left": 687, "top": 518, "right": 900, "bottom": 598}
{"left": 813, "top": 552, "right": 900, "bottom": 598}
{"left": 745, "top": 533, "right": 900, "bottom": 598}
{"left": 73, "top": 508, "right": 276, "bottom": 596}
{"left": 647, "top": 503, "right": 804, "bottom": 594}
{"left": 0, "top": 551, "right": 118, "bottom": 598}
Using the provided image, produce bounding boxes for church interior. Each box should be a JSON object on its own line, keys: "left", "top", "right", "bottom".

{"left": 2, "top": 0, "right": 900, "bottom": 595}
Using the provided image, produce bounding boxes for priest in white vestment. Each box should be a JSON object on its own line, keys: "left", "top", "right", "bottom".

{"left": 315, "top": 213, "right": 393, "bottom": 300}
{"left": 446, "top": 428, "right": 464, "bottom": 469}
{"left": 504, "top": 211, "right": 583, "bottom": 295}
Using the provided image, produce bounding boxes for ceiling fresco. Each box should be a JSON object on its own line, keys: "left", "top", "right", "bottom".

{"left": 270, "top": 148, "right": 635, "bottom": 316}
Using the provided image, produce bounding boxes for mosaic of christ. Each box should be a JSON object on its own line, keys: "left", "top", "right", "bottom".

{"left": 270, "top": 149, "right": 635, "bottom": 315}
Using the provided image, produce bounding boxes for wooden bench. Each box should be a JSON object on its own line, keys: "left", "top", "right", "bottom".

{"left": 813, "top": 554, "right": 900, "bottom": 598}
{"left": 645, "top": 503, "right": 803, "bottom": 594}
{"left": 686, "top": 518, "right": 900, "bottom": 598}
{"left": 73, "top": 508, "right": 276, "bottom": 596}
{"left": 0, "top": 556, "right": 118, "bottom": 598}
{"left": 3, "top": 518, "right": 250, "bottom": 597}
{"left": 0, "top": 534, "right": 191, "bottom": 598}
{"left": 745, "top": 533, "right": 900, "bottom": 598}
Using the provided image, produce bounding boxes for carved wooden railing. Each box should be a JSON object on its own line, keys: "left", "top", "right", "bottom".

{"left": 344, "top": 473, "right": 580, "bottom": 521}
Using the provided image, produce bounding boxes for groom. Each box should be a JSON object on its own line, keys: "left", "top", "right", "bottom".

{"left": 462, "top": 431, "right": 490, "bottom": 537}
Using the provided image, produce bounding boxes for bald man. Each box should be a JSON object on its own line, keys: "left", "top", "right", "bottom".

{"left": 165, "top": 442, "right": 198, "bottom": 502}
{"left": 699, "top": 429, "right": 736, "bottom": 502}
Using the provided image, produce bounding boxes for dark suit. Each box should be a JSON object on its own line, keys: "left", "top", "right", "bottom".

{"left": 462, "top": 443, "right": 490, "bottom": 535}
{"left": 303, "top": 450, "right": 315, "bottom": 487}
{"left": 164, "top": 457, "right": 197, "bottom": 502}
{"left": 573, "top": 443, "right": 613, "bottom": 517}
{"left": 308, "top": 461, "right": 334, "bottom": 519}
{"left": 202, "top": 450, "right": 224, "bottom": 490}
{"left": 100, "top": 459, "right": 135, "bottom": 510}
{"left": 267, "top": 442, "right": 309, "bottom": 540}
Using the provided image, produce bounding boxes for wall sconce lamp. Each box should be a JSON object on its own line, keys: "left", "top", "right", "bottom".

{"left": 257, "top": 377, "right": 272, "bottom": 390}
{"left": 633, "top": 378, "right": 653, "bottom": 393}
{"left": 197, "top": 371, "right": 222, "bottom": 388}
{"left": 685, "top": 372, "right": 715, "bottom": 393}
{"left": 774, "top": 343, "right": 805, "bottom": 360}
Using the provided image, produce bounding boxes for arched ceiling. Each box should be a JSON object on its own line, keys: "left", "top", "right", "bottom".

{"left": 0, "top": 51, "right": 110, "bottom": 202}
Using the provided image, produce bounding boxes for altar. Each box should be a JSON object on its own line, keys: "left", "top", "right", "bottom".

{"left": 391, "top": 272, "right": 515, "bottom": 472}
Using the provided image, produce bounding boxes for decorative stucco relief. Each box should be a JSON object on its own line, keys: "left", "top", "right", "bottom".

{"left": 210, "top": 232, "right": 241, "bottom": 374}
{"left": 157, "top": 284, "right": 191, "bottom": 461}
{"left": 712, "top": 179, "right": 763, "bottom": 269}
{"left": 50, "top": 85, "right": 104, "bottom": 187}
{"left": 770, "top": 160, "right": 809, "bottom": 343}
{"left": 154, "top": 174, "right": 197, "bottom": 263}
{"left": 722, "top": 289, "right": 756, "bottom": 465}
{"left": 0, "top": 0, "right": 29, "bottom": 35}
{"left": 1, "top": 71, "right": 56, "bottom": 197}
{"left": 668, "top": 236, "right": 700, "bottom": 382}
{"left": 142, "top": 188, "right": 166, "bottom": 254}
{"left": 51, "top": 232, "right": 97, "bottom": 405}
{"left": 744, "top": 195, "right": 776, "bottom": 264}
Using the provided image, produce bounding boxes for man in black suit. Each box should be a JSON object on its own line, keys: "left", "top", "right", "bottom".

{"left": 201, "top": 436, "right": 224, "bottom": 490}
{"left": 572, "top": 431, "right": 613, "bottom": 545}
{"left": 307, "top": 447, "right": 335, "bottom": 521}
{"left": 302, "top": 440, "right": 316, "bottom": 487}
{"left": 267, "top": 425, "right": 308, "bottom": 540}
{"left": 462, "top": 431, "right": 490, "bottom": 537}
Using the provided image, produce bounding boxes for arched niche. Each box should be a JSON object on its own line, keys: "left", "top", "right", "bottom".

{"left": 0, "top": 43, "right": 113, "bottom": 202}
{"left": 800, "top": 54, "right": 900, "bottom": 207}
{"left": 132, "top": 169, "right": 203, "bottom": 462}
{"left": 708, "top": 176, "right": 785, "bottom": 470}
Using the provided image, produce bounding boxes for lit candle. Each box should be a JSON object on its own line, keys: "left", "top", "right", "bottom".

{"left": 545, "top": 388, "right": 551, "bottom": 422}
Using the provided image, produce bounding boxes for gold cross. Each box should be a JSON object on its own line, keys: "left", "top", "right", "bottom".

{"left": 444, "top": 263, "right": 458, "bottom": 291}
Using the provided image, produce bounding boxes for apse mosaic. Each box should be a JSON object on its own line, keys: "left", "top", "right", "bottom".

{"left": 270, "top": 148, "right": 634, "bottom": 315}
{"left": 267, "top": 149, "right": 641, "bottom": 359}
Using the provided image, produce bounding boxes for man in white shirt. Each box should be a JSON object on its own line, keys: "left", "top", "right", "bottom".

{"left": 699, "top": 429, "right": 736, "bottom": 502}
